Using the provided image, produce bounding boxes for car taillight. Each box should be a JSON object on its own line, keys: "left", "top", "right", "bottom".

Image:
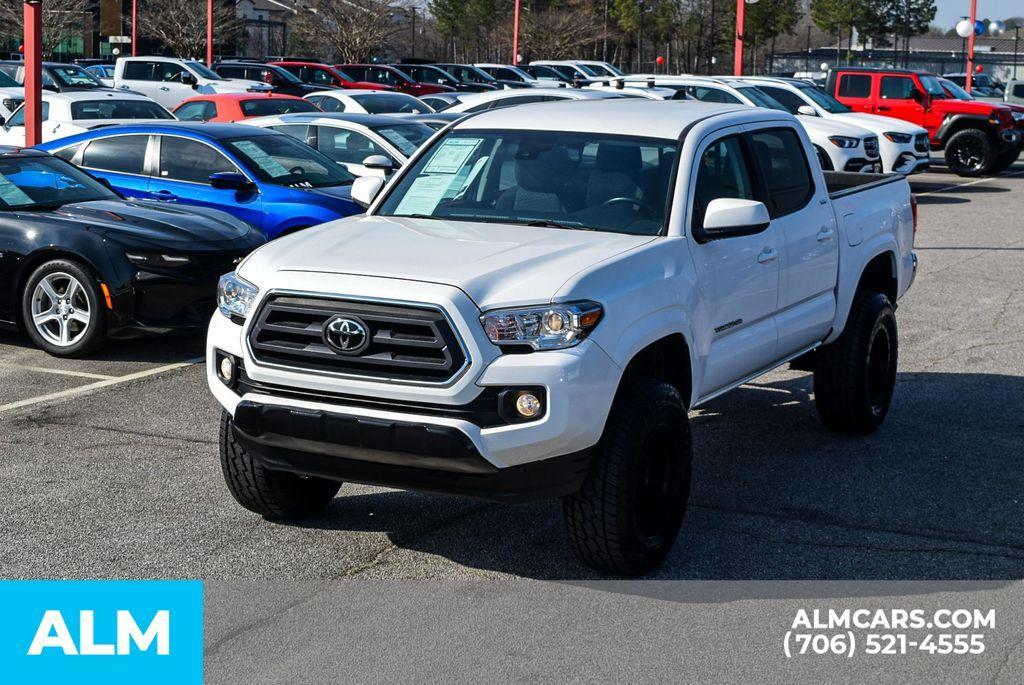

{"left": 910, "top": 194, "right": 918, "bottom": 235}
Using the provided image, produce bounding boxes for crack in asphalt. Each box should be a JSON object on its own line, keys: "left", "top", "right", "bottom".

{"left": 13, "top": 415, "right": 218, "bottom": 446}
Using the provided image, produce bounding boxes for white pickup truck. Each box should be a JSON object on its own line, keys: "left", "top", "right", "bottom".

{"left": 207, "top": 100, "right": 917, "bottom": 575}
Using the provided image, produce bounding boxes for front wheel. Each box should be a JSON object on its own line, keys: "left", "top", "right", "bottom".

{"left": 21, "top": 259, "right": 106, "bottom": 358}
{"left": 813, "top": 291, "right": 898, "bottom": 435}
{"left": 562, "top": 379, "right": 692, "bottom": 576}
{"left": 943, "top": 128, "right": 995, "bottom": 177}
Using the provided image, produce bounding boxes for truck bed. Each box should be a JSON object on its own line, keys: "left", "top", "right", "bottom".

{"left": 824, "top": 171, "right": 905, "bottom": 199}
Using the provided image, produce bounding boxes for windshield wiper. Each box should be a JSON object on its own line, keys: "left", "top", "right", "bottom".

{"left": 524, "top": 219, "right": 595, "bottom": 231}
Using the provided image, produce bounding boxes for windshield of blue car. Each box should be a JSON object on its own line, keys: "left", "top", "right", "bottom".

{"left": 185, "top": 61, "right": 223, "bottom": 81}
{"left": 372, "top": 123, "right": 435, "bottom": 156}
{"left": 71, "top": 99, "right": 174, "bottom": 120}
{"left": 377, "top": 129, "right": 677, "bottom": 236}
{"left": 351, "top": 92, "right": 430, "bottom": 114}
{"left": 0, "top": 156, "right": 117, "bottom": 210}
{"left": 223, "top": 134, "right": 355, "bottom": 188}
{"left": 795, "top": 84, "right": 851, "bottom": 113}
{"left": 51, "top": 65, "right": 106, "bottom": 88}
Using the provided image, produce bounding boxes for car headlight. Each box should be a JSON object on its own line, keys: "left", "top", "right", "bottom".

{"left": 125, "top": 252, "right": 193, "bottom": 267}
{"left": 828, "top": 136, "right": 860, "bottom": 149}
{"left": 883, "top": 132, "right": 913, "bottom": 143}
{"left": 481, "top": 301, "right": 603, "bottom": 351}
{"left": 217, "top": 272, "right": 258, "bottom": 320}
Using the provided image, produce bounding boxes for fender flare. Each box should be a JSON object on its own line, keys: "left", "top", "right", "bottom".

{"left": 825, "top": 236, "right": 899, "bottom": 345}
{"left": 935, "top": 114, "right": 995, "bottom": 145}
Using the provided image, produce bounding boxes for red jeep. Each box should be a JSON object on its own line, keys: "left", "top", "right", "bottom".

{"left": 268, "top": 61, "right": 391, "bottom": 92}
{"left": 827, "top": 67, "right": 1021, "bottom": 176}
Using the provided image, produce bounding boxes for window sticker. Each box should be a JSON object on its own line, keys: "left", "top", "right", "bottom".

{"left": 393, "top": 175, "right": 461, "bottom": 215}
{"left": 424, "top": 137, "right": 482, "bottom": 174}
{"left": 231, "top": 140, "right": 291, "bottom": 178}
{"left": 0, "top": 173, "right": 34, "bottom": 206}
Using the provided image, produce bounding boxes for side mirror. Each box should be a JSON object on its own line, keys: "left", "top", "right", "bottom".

{"left": 351, "top": 175, "right": 384, "bottom": 208}
{"left": 209, "top": 171, "right": 253, "bottom": 191}
{"left": 796, "top": 104, "right": 818, "bottom": 117}
{"left": 700, "top": 198, "right": 770, "bottom": 240}
{"left": 182, "top": 72, "right": 197, "bottom": 86}
{"left": 361, "top": 154, "right": 393, "bottom": 172}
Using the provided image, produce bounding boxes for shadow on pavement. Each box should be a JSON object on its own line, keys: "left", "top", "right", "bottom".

{"left": 0, "top": 329, "right": 206, "bottom": 365}
{"left": 285, "top": 371, "right": 1024, "bottom": 582}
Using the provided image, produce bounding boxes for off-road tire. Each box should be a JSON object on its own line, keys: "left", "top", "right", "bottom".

{"left": 943, "top": 128, "right": 995, "bottom": 177}
{"left": 219, "top": 411, "right": 341, "bottom": 518}
{"left": 813, "top": 291, "right": 898, "bottom": 435}
{"left": 562, "top": 379, "right": 692, "bottom": 576}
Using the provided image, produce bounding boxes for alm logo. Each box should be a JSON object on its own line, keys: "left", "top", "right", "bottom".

{"left": 28, "top": 609, "right": 170, "bottom": 656}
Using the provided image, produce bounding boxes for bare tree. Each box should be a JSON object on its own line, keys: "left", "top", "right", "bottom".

{"left": 137, "top": 0, "right": 247, "bottom": 58}
{"left": 291, "top": 0, "right": 406, "bottom": 63}
{"left": 0, "top": 0, "right": 89, "bottom": 59}
{"left": 521, "top": 0, "right": 608, "bottom": 60}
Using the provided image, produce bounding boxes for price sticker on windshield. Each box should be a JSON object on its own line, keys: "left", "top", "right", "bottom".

{"left": 424, "top": 137, "right": 482, "bottom": 174}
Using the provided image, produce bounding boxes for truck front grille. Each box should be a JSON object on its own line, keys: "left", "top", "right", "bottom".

{"left": 914, "top": 133, "right": 930, "bottom": 153}
{"left": 248, "top": 295, "right": 468, "bottom": 384}
{"left": 864, "top": 137, "right": 879, "bottom": 159}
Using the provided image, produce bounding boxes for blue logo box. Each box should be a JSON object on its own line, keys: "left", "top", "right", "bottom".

{"left": 0, "top": 580, "right": 203, "bottom": 684}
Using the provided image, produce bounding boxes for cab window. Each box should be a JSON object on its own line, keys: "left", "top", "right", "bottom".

{"left": 692, "top": 135, "right": 755, "bottom": 234}
{"left": 122, "top": 61, "right": 156, "bottom": 80}
{"left": 7, "top": 102, "right": 50, "bottom": 126}
{"left": 748, "top": 128, "right": 814, "bottom": 217}
{"left": 880, "top": 76, "right": 915, "bottom": 100}
{"left": 838, "top": 74, "right": 871, "bottom": 98}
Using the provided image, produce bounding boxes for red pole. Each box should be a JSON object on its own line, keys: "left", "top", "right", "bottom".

{"left": 131, "top": 0, "right": 137, "bottom": 56}
{"left": 734, "top": 0, "right": 745, "bottom": 76}
{"left": 23, "top": 0, "right": 42, "bottom": 147}
{"left": 965, "top": 0, "right": 977, "bottom": 93}
{"left": 512, "top": 0, "right": 520, "bottom": 65}
{"left": 206, "top": 0, "right": 214, "bottom": 65}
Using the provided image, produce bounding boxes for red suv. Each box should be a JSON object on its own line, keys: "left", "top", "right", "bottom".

{"left": 827, "top": 67, "right": 1021, "bottom": 176}
{"left": 269, "top": 61, "right": 390, "bottom": 91}
{"left": 339, "top": 64, "right": 455, "bottom": 97}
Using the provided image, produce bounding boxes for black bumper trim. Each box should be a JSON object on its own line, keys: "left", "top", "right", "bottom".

{"left": 230, "top": 401, "right": 592, "bottom": 503}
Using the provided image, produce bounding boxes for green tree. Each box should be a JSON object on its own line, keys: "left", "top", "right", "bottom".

{"left": 810, "top": 0, "right": 860, "bottom": 64}
{"left": 745, "top": 0, "right": 802, "bottom": 71}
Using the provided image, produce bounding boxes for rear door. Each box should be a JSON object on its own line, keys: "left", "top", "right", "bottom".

{"left": 117, "top": 60, "right": 160, "bottom": 100}
{"left": 76, "top": 134, "right": 154, "bottom": 199}
{"left": 834, "top": 72, "right": 875, "bottom": 114}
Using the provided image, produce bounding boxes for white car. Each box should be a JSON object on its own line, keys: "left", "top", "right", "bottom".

{"left": 0, "top": 91, "right": 175, "bottom": 146}
{"left": 303, "top": 89, "right": 433, "bottom": 115}
{"left": 113, "top": 56, "right": 271, "bottom": 109}
{"left": 207, "top": 99, "right": 916, "bottom": 576}
{"left": 241, "top": 112, "right": 436, "bottom": 177}
{"left": 729, "top": 76, "right": 930, "bottom": 174}
{"left": 529, "top": 60, "right": 608, "bottom": 82}
{"left": 624, "top": 76, "right": 882, "bottom": 173}
{"left": 585, "top": 82, "right": 685, "bottom": 100}
{"left": 475, "top": 63, "right": 557, "bottom": 88}
{"left": 444, "top": 87, "right": 626, "bottom": 114}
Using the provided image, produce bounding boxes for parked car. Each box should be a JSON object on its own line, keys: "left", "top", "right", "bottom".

{"left": 731, "top": 76, "right": 931, "bottom": 175}
{"left": 114, "top": 56, "right": 272, "bottom": 109}
{"left": 528, "top": 60, "right": 601, "bottom": 83}
{"left": 416, "top": 92, "right": 469, "bottom": 111}
{"left": 404, "top": 112, "right": 464, "bottom": 130}
{"left": 0, "top": 60, "right": 114, "bottom": 93}
{"left": 0, "top": 147, "right": 264, "bottom": 357}
{"left": 84, "top": 64, "right": 115, "bottom": 87}
{"left": 0, "top": 68, "right": 25, "bottom": 123}
{"left": 434, "top": 63, "right": 530, "bottom": 90}
{"left": 0, "top": 91, "right": 175, "bottom": 146}
{"left": 212, "top": 61, "right": 325, "bottom": 97}
{"left": 173, "top": 93, "right": 319, "bottom": 122}
{"left": 392, "top": 64, "right": 491, "bottom": 93}
{"left": 340, "top": 64, "right": 455, "bottom": 97}
{"left": 475, "top": 63, "right": 558, "bottom": 88}
{"left": 519, "top": 64, "right": 572, "bottom": 84}
{"left": 268, "top": 61, "right": 390, "bottom": 92}
{"left": 242, "top": 112, "right": 435, "bottom": 177}
{"left": 942, "top": 72, "right": 1003, "bottom": 98}
{"left": 443, "top": 87, "right": 627, "bottom": 114}
{"left": 304, "top": 90, "right": 432, "bottom": 115}
{"left": 37, "top": 123, "right": 361, "bottom": 240}
{"left": 937, "top": 77, "right": 1023, "bottom": 173}
{"left": 826, "top": 67, "right": 1021, "bottom": 176}
{"left": 207, "top": 100, "right": 916, "bottom": 576}
{"left": 1006, "top": 79, "right": 1024, "bottom": 105}
{"left": 584, "top": 82, "right": 687, "bottom": 100}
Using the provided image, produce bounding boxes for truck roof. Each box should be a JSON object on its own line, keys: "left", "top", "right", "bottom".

{"left": 454, "top": 99, "right": 781, "bottom": 139}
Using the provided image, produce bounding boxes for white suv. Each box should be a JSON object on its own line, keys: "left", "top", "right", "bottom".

{"left": 113, "top": 56, "right": 270, "bottom": 108}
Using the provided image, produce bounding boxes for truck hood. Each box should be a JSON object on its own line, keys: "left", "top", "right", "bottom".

{"left": 242, "top": 214, "right": 656, "bottom": 308}
{"left": 835, "top": 112, "right": 927, "bottom": 134}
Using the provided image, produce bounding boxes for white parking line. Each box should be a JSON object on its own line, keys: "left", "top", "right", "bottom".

{"left": 0, "top": 357, "right": 205, "bottom": 415}
{"left": 916, "top": 169, "right": 1024, "bottom": 196}
{"left": 17, "top": 366, "right": 116, "bottom": 381}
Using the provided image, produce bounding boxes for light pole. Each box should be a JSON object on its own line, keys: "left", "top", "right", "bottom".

{"left": 131, "top": 0, "right": 137, "bottom": 56}
{"left": 1015, "top": 26, "right": 1020, "bottom": 79}
{"left": 207, "top": 0, "right": 214, "bottom": 65}
{"left": 966, "top": 0, "right": 977, "bottom": 93}
{"left": 512, "top": 0, "right": 520, "bottom": 64}
{"left": 734, "top": 0, "right": 758, "bottom": 77}
{"left": 24, "top": 0, "right": 42, "bottom": 146}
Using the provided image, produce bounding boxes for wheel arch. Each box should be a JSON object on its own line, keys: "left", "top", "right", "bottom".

{"left": 614, "top": 333, "right": 694, "bottom": 409}
{"left": 935, "top": 114, "right": 997, "bottom": 146}
{"left": 825, "top": 246, "right": 898, "bottom": 346}
{"left": 14, "top": 248, "right": 106, "bottom": 329}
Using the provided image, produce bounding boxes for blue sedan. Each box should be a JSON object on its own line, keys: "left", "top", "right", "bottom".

{"left": 37, "top": 122, "right": 361, "bottom": 239}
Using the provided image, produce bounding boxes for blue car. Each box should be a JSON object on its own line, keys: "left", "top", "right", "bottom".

{"left": 37, "top": 122, "right": 361, "bottom": 239}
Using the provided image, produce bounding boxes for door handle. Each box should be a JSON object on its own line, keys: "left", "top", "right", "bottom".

{"left": 118, "top": 85, "right": 130, "bottom": 90}
{"left": 158, "top": 86, "right": 170, "bottom": 91}
{"left": 877, "top": 105, "right": 890, "bottom": 111}
{"left": 756, "top": 248, "right": 778, "bottom": 264}
{"left": 816, "top": 226, "right": 835, "bottom": 242}
{"left": 154, "top": 190, "right": 177, "bottom": 201}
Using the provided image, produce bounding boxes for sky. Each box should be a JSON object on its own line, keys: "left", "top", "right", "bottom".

{"left": 933, "top": 0, "right": 1020, "bottom": 30}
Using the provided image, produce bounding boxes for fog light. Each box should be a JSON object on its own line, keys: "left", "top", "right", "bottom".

{"left": 515, "top": 392, "right": 542, "bottom": 418}
{"left": 216, "top": 352, "right": 236, "bottom": 386}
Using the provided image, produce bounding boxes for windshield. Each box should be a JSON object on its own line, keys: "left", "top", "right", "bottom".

{"left": 185, "top": 61, "right": 223, "bottom": 81}
{"left": 377, "top": 130, "right": 677, "bottom": 236}
{"left": 351, "top": 92, "right": 430, "bottom": 114}
{"left": 0, "top": 69, "right": 17, "bottom": 87}
{"left": 71, "top": 99, "right": 174, "bottom": 120}
{"left": 0, "top": 155, "right": 117, "bottom": 210}
{"left": 573, "top": 64, "right": 601, "bottom": 76}
{"left": 939, "top": 78, "right": 972, "bottom": 101}
{"left": 523, "top": 65, "right": 563, "bottom": 81}
{"left": 545, "top": 64, "right": 579, "bottom": 81}
{"left": 51, "top": 65, "right": 105, "bottom": 88}
{"left": 736, "top": 86, "right": 788, "bottom": 111}
{"left": 795, "top": 84, "right": 851, "bottom": 113}
{"left": 223, "top": 134, "right": 355, "bottom": 188}
{"left": 918, "top": 75, "right": 946, "bottom": 97}
{"left": 372, "top": 123, "right": 435, "bottom": 157}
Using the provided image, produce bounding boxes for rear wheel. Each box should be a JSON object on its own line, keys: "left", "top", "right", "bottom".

{"left": 943, "top": 128, "right": 995, "bottom": 176}
{"left": 21, "top": 259, "right": 106, "bottom": 358}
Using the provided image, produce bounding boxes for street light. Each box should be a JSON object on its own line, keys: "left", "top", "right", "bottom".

{"left": 734, "top": 0, "right": 759, "bottom": 77}
{"left": 512, "top": 0, "right": 520, "bottom": 65}
{"left": 23, "top": 0, "right": 43, "bottom": 147}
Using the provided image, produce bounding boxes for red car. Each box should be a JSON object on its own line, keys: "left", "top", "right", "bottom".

{"left": 172, "top": 93, "right": 320, "bottom": 122}
{"left": 339, "top": 64, "right": 455, "bottom": 97}
{"left": 827, "top": 67, "right": 1021, "bottom": 176}
{"left": 268, "top": 61, "right": 390, "bottom": 91}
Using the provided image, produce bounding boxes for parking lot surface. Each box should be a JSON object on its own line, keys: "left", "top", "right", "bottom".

{"left": 1, "top": 161, "right": 1023, "bottom": 582}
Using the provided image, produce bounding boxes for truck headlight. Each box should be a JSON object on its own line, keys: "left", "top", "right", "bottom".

{"left": 481, "top": 301, "right": 603, "bottom": 351}
{"left": 217, "top": 272, "right": 258, "bottom": 320}
{"left": 828, "top": 136, "right": 860, "bottom": 148}
{"left": 883, "top": 132, "right": 913, "bottom": 143}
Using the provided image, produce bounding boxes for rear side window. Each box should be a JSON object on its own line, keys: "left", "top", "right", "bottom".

{"left": 122, "top": 61, "right": 155, "bottom": 80}
{"left": 174, "top": 100, "right": 217, "bottom": 121}
{"left": 691, "top": 135, "right": 755, "bottom": 232}
{"left": 71, "top": 100, "right": 173, "bottom": 120}
{"left": 838, "top": 74, "right": 871, "bottom": 98}
{"left": 757, "top": 86, "right": 805, "bottom": 114}
{"left": 880, "top": 76, "right": 915, "bottom": 100}
{"left": 82, "top": 136, "right": 148, "bottom": 175}
{"left": 315, "top": 127, "right": 389, "bottom": 165}
{"left": 748, "top": 128, "right": 814, "bottom": 217}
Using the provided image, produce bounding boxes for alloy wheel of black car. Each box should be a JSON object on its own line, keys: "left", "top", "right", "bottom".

{"left": 22, "top": 260, "right": 106, "bottom": 358}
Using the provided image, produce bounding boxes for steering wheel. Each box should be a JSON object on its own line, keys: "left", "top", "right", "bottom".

{"left": 601, "top": 196, "right": 655, "bottom": 217}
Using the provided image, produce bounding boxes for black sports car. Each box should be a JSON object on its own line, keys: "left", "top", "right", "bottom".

{"left": 0, "top": 147, "right": 265, "bottom": 357}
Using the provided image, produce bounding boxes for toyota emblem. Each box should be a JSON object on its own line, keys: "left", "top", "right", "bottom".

{"left": 323, "top": 315, "right": 369, "bottom": 354}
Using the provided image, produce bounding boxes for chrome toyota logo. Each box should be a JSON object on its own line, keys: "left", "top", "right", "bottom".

{"left": 323, "top": 316, "right": 369, "bottom": 354}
